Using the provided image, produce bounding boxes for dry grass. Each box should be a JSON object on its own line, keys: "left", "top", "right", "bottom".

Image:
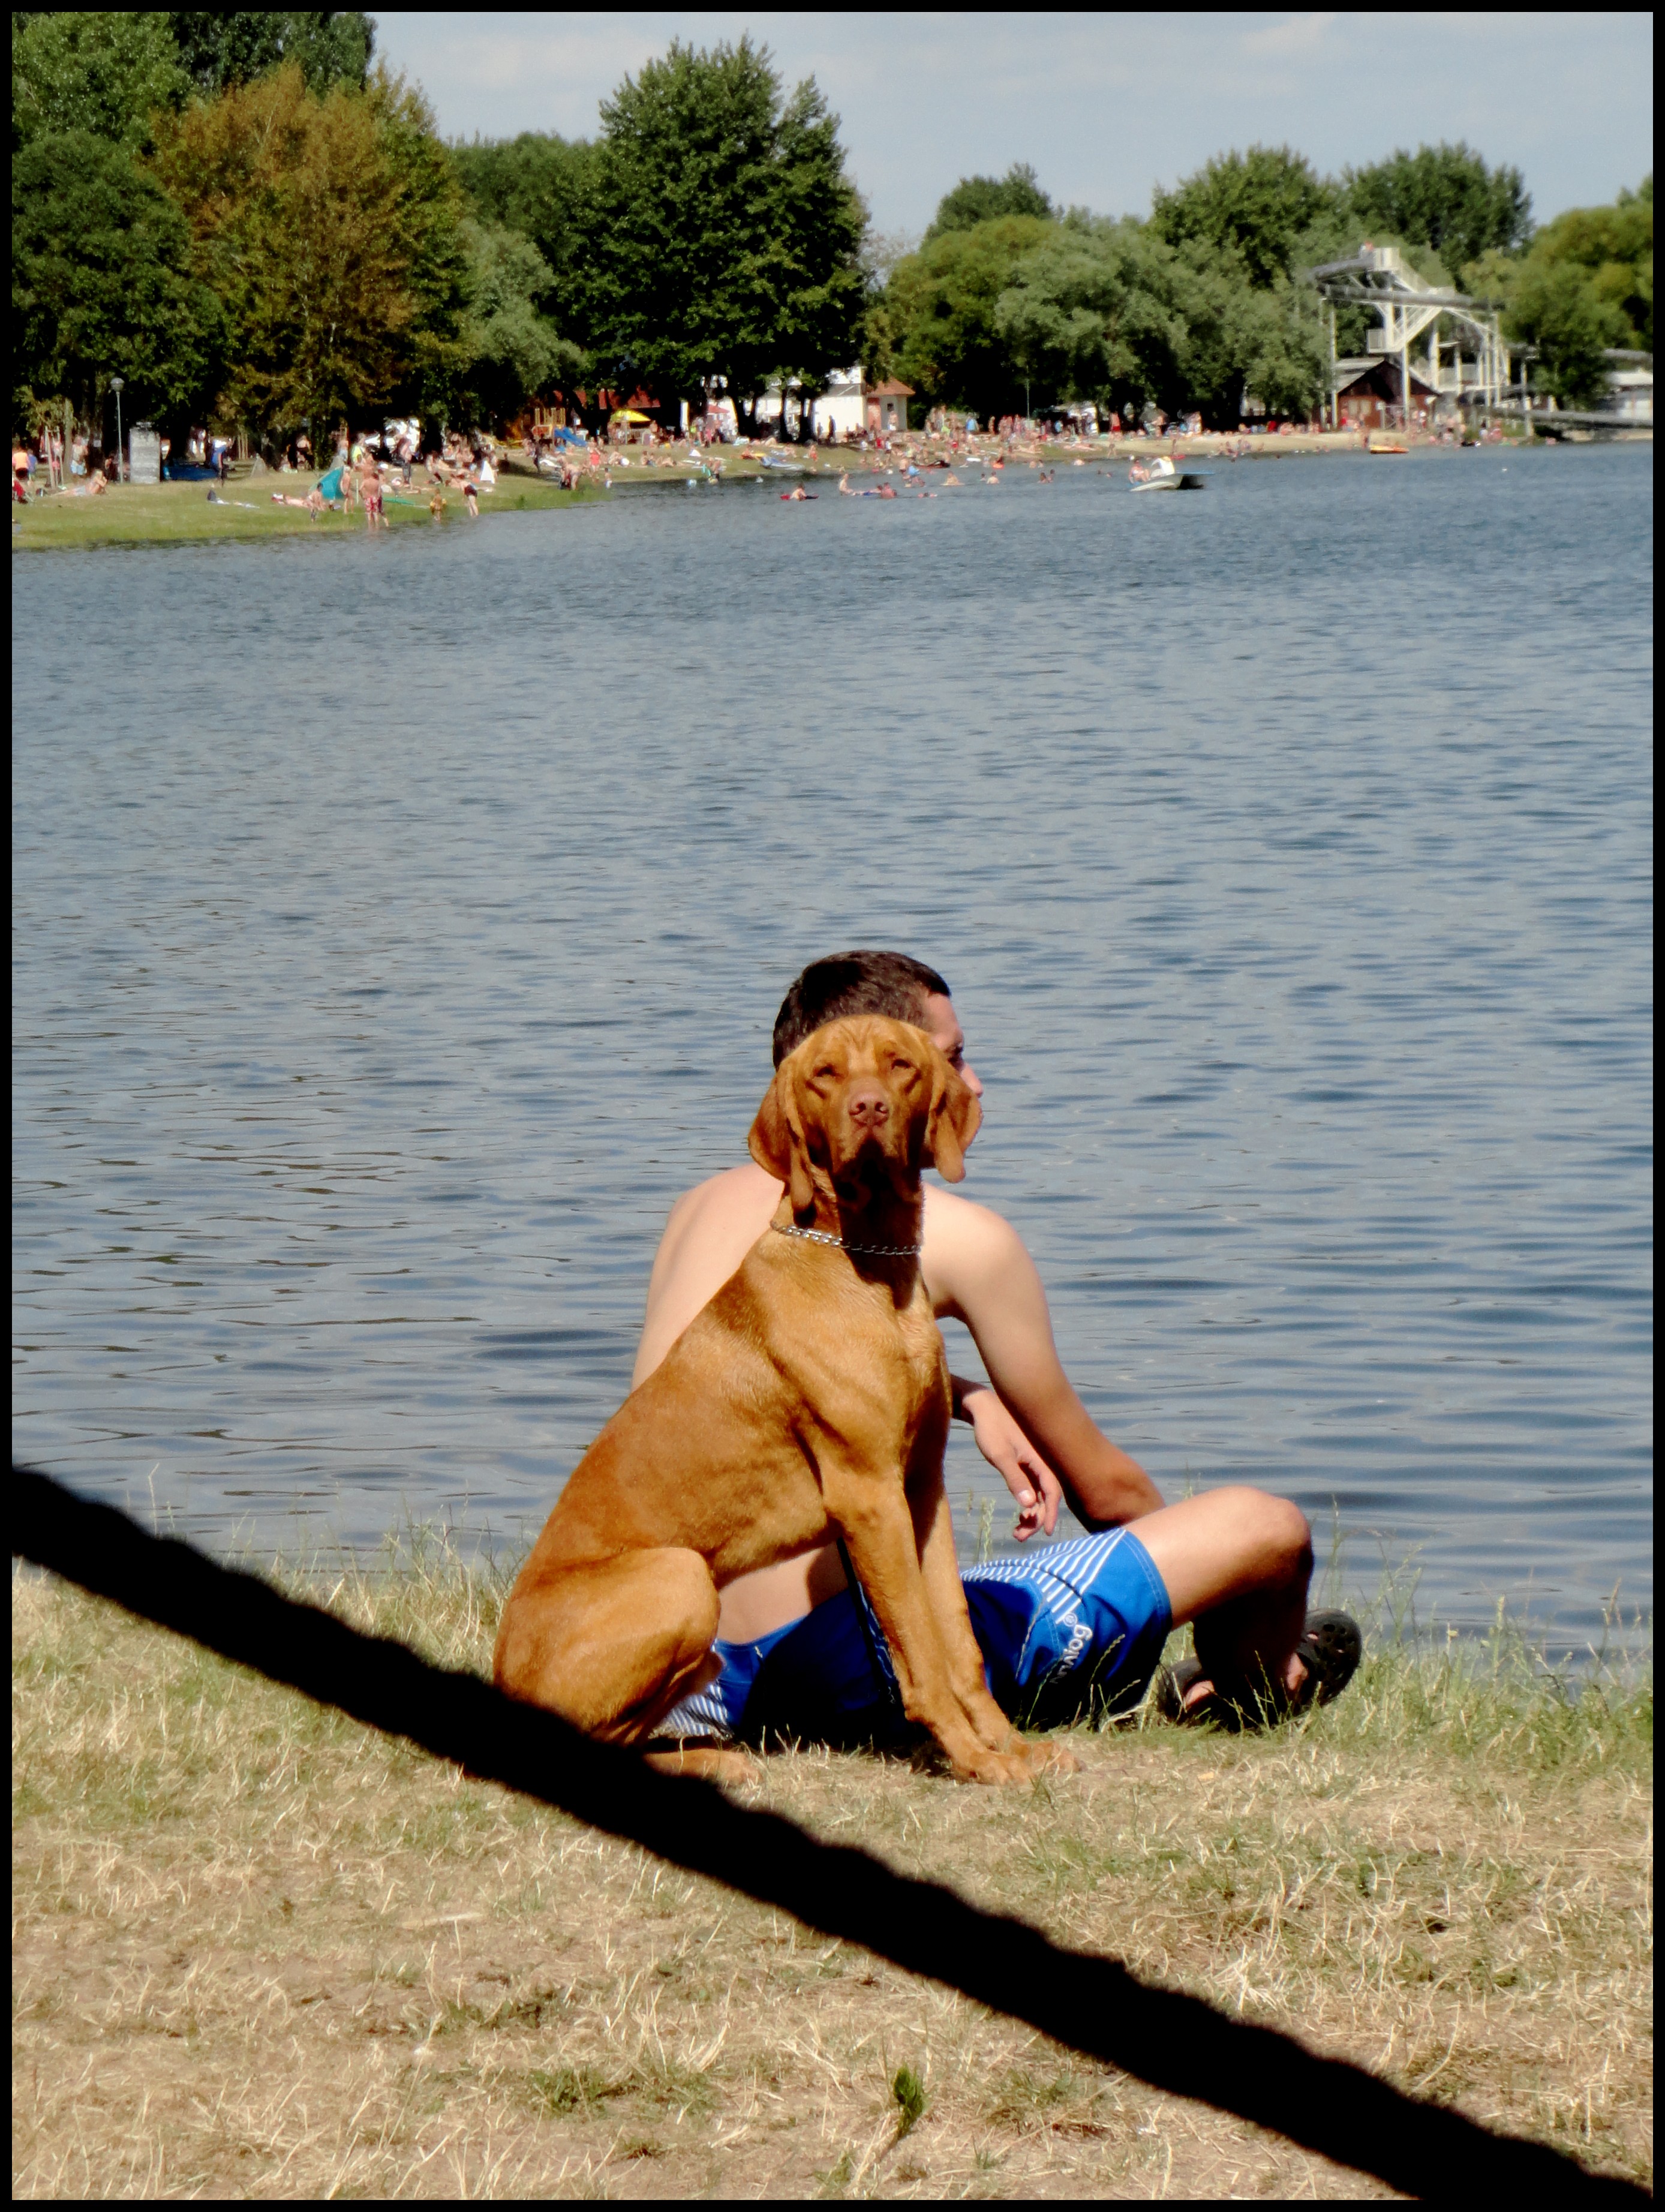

{"left": 13, "top": 1533, "right": 1651, "bottom": 2199}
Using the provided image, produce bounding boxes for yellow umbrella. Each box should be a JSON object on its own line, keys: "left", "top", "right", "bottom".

{"left": 611, "top": 408, "right": 651, "bottom": 423}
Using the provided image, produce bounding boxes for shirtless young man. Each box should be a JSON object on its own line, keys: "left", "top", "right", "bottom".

{"left": 640, "top": 951, "right": 1360, "bottom": 1748}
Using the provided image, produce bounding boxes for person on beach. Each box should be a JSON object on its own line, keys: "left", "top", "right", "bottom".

{"left": 644, "top": 950, "right": 1362, "bottom": 1754}
{"left": 463, "top": 471, "right": 480, "bottom": 519}
{"left": 360, "top": 452, "right": 385, "bottom": 530}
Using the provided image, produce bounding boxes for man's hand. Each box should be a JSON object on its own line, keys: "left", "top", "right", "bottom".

{"left": 956, "top": 1381, "right": 1063, "bottom": 1540}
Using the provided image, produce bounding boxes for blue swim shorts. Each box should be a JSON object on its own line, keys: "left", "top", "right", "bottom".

{"left": 662, "top": 1528, "right": 1172, "bottom": 1748}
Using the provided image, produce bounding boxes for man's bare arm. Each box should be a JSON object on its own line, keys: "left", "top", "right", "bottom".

{"left": 931, "top": 1201, "right": 1164, "bottom": 1528}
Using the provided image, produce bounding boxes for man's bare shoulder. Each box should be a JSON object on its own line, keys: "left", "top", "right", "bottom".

{"left": 922, "top": 1181, "right": 1024, "bottom": 1249}
{"left": 663, "top": 1161, "right": 780, "bottom": 1244}
{"left": 921, "top": 1183, "right": 1032, "bottom": 1309}
{"left": 635, "top": 1163, "right": 781, "bottom": 1386}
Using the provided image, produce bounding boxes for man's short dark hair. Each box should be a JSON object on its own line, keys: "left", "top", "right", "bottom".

{"left": 772, "top": 950, "right": 951, "bottom": 1066}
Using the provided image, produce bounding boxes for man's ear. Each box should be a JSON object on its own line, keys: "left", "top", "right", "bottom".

{"left": 749, "top": 1066, "right": 816, "bottom": 1215}
{"left": 924, "top": 1053, "right": 981, "bottom": 1183}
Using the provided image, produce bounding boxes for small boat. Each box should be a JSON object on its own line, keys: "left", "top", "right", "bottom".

{"left": 1368, "top": 435, "right": 1408, "bottom": 455}
{"left": 1129, "top": 455, "right": 1209, "bottom": 492}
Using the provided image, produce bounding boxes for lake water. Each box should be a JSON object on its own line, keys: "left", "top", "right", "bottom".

{"left": 12, "top": 445, "right": 1654, "bottom": 1647}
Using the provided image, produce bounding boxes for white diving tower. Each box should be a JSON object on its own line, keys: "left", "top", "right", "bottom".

{"left": 1306, "top": 245, "right": 1518, "bottom": 424}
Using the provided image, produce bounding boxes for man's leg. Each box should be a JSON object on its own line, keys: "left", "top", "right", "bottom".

{"left": 1129, "top": 1487, "right": 1312, "bottom": 1706}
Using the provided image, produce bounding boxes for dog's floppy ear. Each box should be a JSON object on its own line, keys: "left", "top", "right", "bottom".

{"left": 924, "top": 1051, "right": 981, "bottom": 1183}
{"left": 749, "top": 1065, "right": 816, "bottom": 1216}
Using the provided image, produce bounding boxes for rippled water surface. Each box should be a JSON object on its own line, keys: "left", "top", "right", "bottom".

{"left": 13, "top": 446, "right": 1654, "bottom": 1640}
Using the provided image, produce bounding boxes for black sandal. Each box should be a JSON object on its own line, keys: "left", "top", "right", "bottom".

{"left": 1152, "top": 1610, "right": 1362, "bottom": 1730}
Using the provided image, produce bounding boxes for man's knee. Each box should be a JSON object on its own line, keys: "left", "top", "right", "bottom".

{"left": 1212, "top": 1486, "right": 1311, "bottom": 1578}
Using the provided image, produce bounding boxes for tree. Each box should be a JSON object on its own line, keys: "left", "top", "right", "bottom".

{"left": 1521, "top": 179, "right": 1652, "bottom": 350}
{"left": 151, "top": 64, "right": 468, "bottom": 440}
{"left": 1344, "top": 143, "right": 1530, "bottom": 284}
{"left": 450, "top": 130, "right": 597, "bottom": 330}
{"left": 1507, "top": 260, "right": 1627, "bottom": 407}
{"left": 1151, "top": 146, "right": 1336, "bottom": 289}
{"left": 12, "top": 127, "right": 221, "bottom": 437}
{"left": 584, "top": 37, "right": 865, "bottom": 428}
{"left": 990, "top": 220, "right": 1325, "bottom": 429}
{"left": 925, "top": 163, "right": 1054, "bottom": 241}
{"left": 456, "top": 218, "right": 582, "bottom": 426}
{"left": 167, "top": 11, "right": 375, "bottom": 96}
{"left": 1469, "top": 180, "right": 1651, "bottom": 407}
{"left": 12, "top": 11, "right": 189, "bottom": 152}
{"left": 368, "top": 71, "right": 473, "bottom": 423}
{"left": 885, "top": 215, "right": 1056, "bottom": 419}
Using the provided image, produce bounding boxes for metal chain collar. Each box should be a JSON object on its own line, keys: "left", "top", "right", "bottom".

{"left": 771, "top": 1221, "right": 923, "bottom": 1259}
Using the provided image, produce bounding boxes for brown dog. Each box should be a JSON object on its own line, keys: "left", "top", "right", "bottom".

{"left": 493, "top": 1017, "right": 1066, "bottom": 1784}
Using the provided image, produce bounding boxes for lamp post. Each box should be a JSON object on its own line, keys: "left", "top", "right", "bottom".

{"left": 110, "top": 376, "right": 125, "bottom": 482}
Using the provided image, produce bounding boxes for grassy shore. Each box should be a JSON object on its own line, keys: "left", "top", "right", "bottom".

{"left": 12, "top": 1541, "right": 1649, "bottom": 2199}
{"left": 8, "top": 473, "right": 609, "bottom": 550}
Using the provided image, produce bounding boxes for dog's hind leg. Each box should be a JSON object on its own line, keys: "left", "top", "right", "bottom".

{"left": 494, "top": 1546, "right": 723, "bottom": 1746}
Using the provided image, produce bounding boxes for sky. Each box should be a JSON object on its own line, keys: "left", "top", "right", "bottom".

{"left": 373, "top": 10, "right": 1654, "bottom": 238}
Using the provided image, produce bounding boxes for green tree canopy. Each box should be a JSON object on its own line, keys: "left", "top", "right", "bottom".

{"left": 1151, "top": 146, "right": 1336, "bottom": 288}
{"left": 885, "top": 214, "right": 1056, "bottom": 419}
{"left": 1488, "top": 178, "right": 1653, "bottom": 405}
{"left": 1507, "top": 259, "right": 1624, "bottom": 406}
{"left": 151, "top": 64, "right": 469, "bottom": 438}
{"left": 12, "top": 126, "right": 221, "bottom": 434}
{"left": 1344, "top": 142, "right": 1531, "bottom": 283}
{"left": 990, "top": 220, "right": 1325, "bottom": 428}
{"left": 583, "top": 37, "right": 865, "bottom": 422}
{"left": 450, "top": 130, "right": 597, "bottom": 320}
{"left": 12, "top": 11, "right": 188, "bottom": 152}
{"left": 456, "top": 217, "right": 582, "bottom": 426}
{"left": 925, "top": 163, "right": 1054, "bottom": 241}
{"left": 1523, "top": 178, "right": 1652, "bottom": 350}
{"left": 167, "top": 11, "right": 375, "bottom": 96}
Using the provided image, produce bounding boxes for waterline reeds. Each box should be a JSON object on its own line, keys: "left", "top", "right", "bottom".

{"left": 12, "top": 1527, "right": 1651, "bottom": 2198}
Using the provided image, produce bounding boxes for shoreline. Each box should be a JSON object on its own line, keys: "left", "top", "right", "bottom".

{"left": 14, "top": 428, "right": 1648, "bottom": 551}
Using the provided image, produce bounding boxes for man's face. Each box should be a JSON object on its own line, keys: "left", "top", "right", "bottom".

{"left": 917, "top": 994, "right": 983, "bottom": 1101}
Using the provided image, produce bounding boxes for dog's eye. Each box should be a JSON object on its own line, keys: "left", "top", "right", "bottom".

{"left": 814, "top": 1063, "right": 837, "bottom": 1081}
{"left": 891, "top": 1058, "right": 913, "bottom": 1075}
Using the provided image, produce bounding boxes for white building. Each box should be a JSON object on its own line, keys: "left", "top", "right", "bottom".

{"left": 752, "top": 367, "right": 914, "bottom": 440}
{"left": 1604, "top": 353, "right": 1653, "bottom": 425}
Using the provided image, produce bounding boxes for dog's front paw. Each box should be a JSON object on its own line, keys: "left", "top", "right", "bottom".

{"left": 949, "top": 1740, "right": 1052, "bottom": 1786}
{"left": 1027, "top": 1737, "right": 1080, "bottom": 1777}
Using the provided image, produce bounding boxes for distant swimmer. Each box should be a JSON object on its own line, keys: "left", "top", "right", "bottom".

{"left": 780, "top": 486, "right": 816, "bottom": 500}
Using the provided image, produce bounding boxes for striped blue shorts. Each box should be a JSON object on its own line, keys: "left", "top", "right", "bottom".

{"left": 662, "top": 1528, "right": 1173, "bottom": 1748}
